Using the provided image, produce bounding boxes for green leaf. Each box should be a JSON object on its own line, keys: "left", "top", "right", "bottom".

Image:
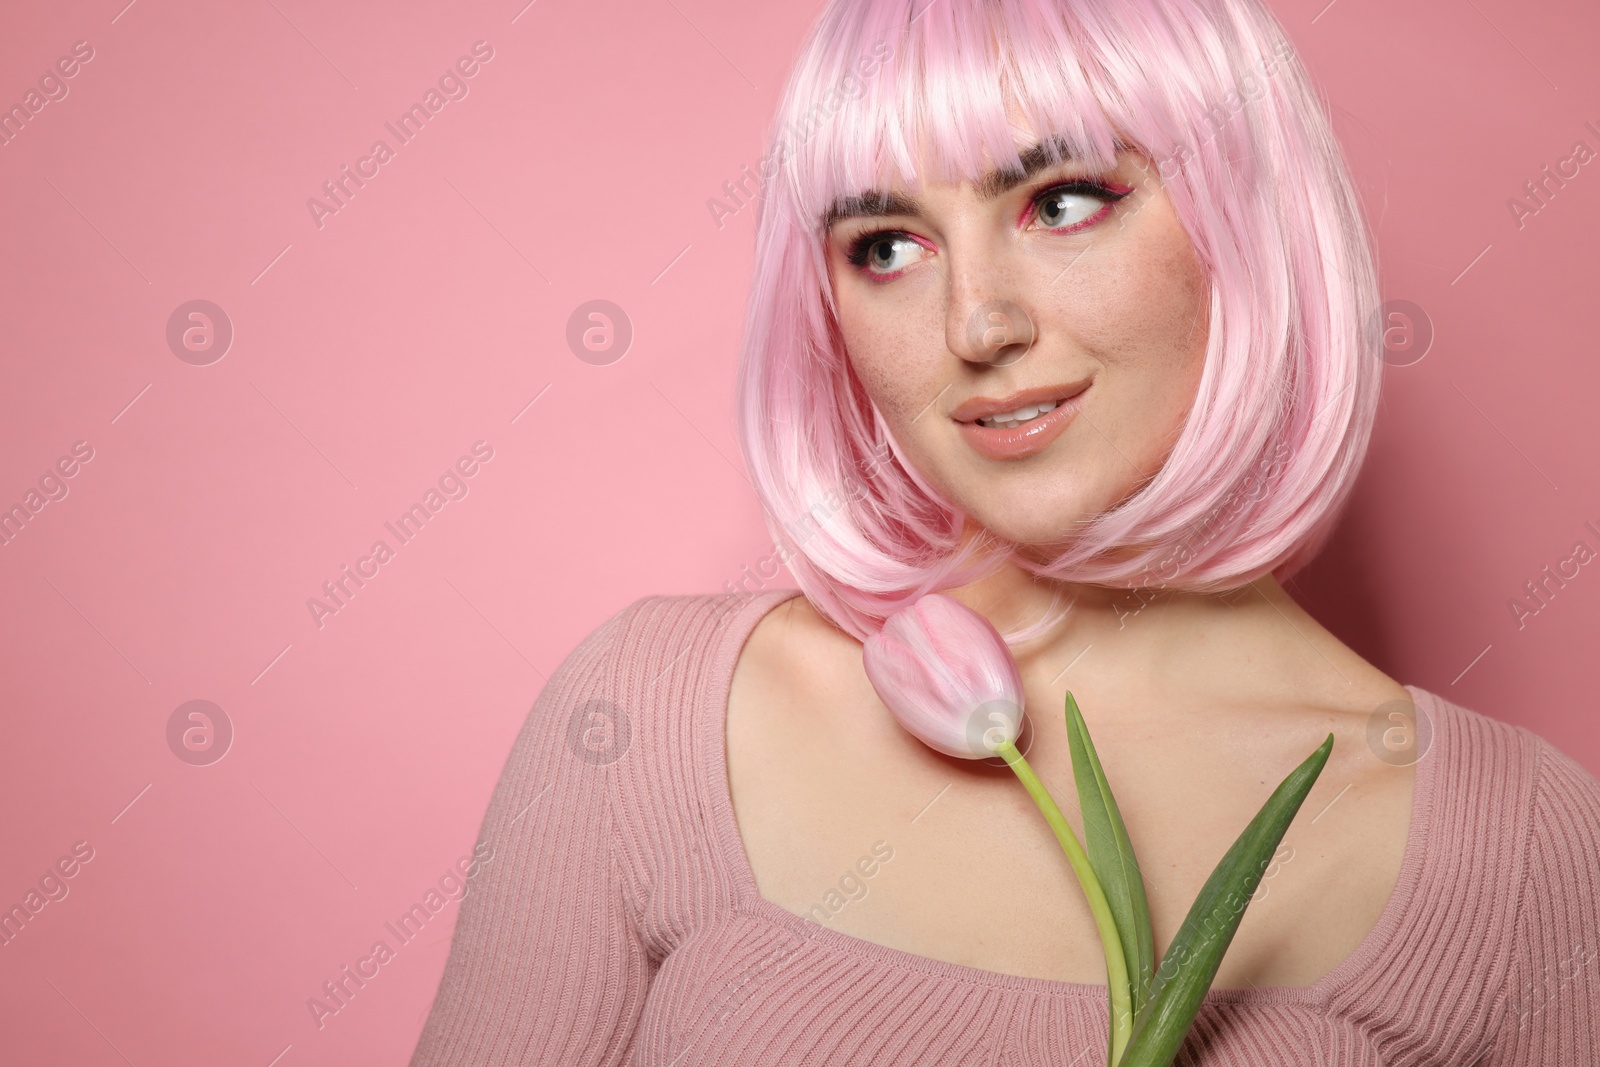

{"left": 995, "top": 737, "right": 1132, "bottom": 1066}
{"left": 1117, "top": 732, "right": 1335, "bottom": 1067}
{"left": 1063, "top": 692, "right": 1156, "bottom": 1034}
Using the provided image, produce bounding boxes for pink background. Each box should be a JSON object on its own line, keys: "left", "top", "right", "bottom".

{"left": 0, "top": 0, "right": 1595, "bottom": 1062}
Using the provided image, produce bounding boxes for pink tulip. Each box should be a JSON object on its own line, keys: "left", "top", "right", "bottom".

{"left": 861, "top": 593, "right": 1026, "bottom": 759}
{"left": 860, "top": 592, "right": 1333, "bottom": 1067}
{"left": 862, "top": 592, "right": 1134, "bottom": 1056}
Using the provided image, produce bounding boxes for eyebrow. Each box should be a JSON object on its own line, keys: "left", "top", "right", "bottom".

{"left": 821, "top": 135, "right": 1085, "bottom": 230}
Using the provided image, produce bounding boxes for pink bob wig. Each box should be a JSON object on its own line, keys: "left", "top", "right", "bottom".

{"left": 732, "top": 0, "right": 1385, "bottom": 644}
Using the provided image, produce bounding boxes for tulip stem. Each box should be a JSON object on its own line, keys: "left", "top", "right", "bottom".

{"left": 994, "top": 739, "right": 1133, "bottom": 1065}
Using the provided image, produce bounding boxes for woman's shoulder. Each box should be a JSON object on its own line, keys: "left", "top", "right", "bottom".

{"left": 562, "top": 588, "right": 808, "bottom": 691}
{"left": 1423, "top": 690, "right": 1600, "bottom": 1047}
{"left": 1409, "top": 687, "right": 1600, "bottom": 970}
{"left": 531, "top": 587, "right": 805, "bottom": 783}
{"left": 528, "top": 589, "right": 810, "bottom": 912}
{"left": 1414, "top": 685, "right": 1600, "bottom": 812}
{"left": 1410, "top": 686, "right": 1600, "bottom": 850}
{"left": 1465, "top": 695, "right": 1600, "bottom": 891}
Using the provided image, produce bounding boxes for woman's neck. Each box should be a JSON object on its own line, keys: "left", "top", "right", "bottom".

{"left": 942, "top": 559, "right": 1362, "bottom": 709}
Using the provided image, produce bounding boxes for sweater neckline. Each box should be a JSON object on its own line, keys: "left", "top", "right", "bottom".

{"left": 702, "top": 588, "right": 1441, "bottom": 1007}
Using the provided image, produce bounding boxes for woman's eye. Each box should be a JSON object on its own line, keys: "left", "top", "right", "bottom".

{"left": 845, "top": 232, "right": 926, "bottom": 276}
{"left": 1033, "top": 182, "right": 1127, "bottom": 232}
{"left": 840, "top": 181, "right": 1129, "bottom": 278}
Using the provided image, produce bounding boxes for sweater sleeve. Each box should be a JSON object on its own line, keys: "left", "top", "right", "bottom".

{"left": 1483, "top": 736, "right": 1600, "bottom": 1066}
{"left": 407, "top": 599, "right": 656, "bottom": 1066}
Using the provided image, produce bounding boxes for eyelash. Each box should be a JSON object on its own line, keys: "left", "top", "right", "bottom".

{"left": 841, "top": 179, "right": 1132, "bottom": 275}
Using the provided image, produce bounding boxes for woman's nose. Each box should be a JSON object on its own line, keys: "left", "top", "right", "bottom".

{"left": 944, "top": 256, "right": 1037, "bottom": 368}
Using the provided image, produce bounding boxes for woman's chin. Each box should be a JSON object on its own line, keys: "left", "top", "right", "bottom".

{"left": 963, "top": 508, "right": 1097, "bottom": 551}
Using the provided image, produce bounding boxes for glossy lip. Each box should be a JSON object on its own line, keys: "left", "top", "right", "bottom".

{"left": 955, "top": 383, "right": 1091, "bottom": 461}
{"left": 949, "top": 380, "right": 1092, "bottom": 423}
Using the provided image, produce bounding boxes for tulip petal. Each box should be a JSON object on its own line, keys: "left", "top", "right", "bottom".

{"left": 862, "top": 594, "right": 1025, "bottom": 760}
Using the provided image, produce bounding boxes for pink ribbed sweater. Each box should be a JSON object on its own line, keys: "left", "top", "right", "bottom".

{"left": 408, "top": 589, "right": 1600, "bottom": 1066}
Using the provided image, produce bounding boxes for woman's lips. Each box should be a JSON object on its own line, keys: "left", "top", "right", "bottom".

{"left": 956, "top": 385, "right": 1090, "bottom": 460}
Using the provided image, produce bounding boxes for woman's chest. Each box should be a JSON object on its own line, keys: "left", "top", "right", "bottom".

{"left": 726, "top": 673, "right": 1416, "bottom": 992}
{"left": 626, "top": 912, "right": 1421, "bottom": 1067}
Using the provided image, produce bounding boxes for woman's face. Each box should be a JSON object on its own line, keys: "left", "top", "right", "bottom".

{"left": 824, "top": 139, "right": 1211, "bottom": 546}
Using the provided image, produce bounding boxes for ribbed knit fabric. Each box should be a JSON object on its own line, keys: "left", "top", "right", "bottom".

{"left": 408, "top": 589, "right": 1600, "bottom": 1066}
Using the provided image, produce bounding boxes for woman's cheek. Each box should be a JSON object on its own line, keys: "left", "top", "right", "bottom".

{"left": 1129, "top": 254, "right": 1210, "bottom": 439}
{"left": 1074, "top": 193, "right": 1208, "bottom": 366}
{"left": 844, "top": 329, "right": 938, "bottom": 429}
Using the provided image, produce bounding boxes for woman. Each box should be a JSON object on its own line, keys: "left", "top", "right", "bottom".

{"left": 410, "top": 0, "right": 1600, "bottom": 1062}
